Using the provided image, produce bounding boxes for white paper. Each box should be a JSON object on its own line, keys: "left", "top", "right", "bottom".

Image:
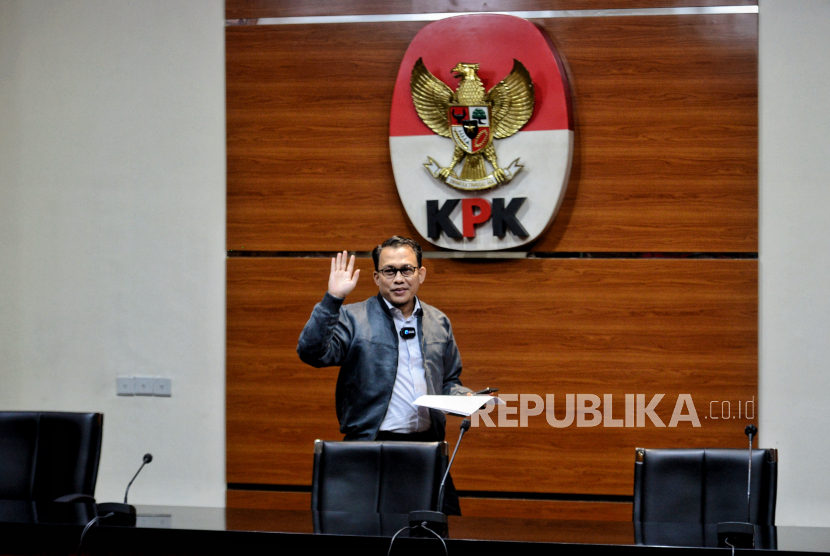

{"left": 413, "top": 395, "right": 505, "bottom": 416}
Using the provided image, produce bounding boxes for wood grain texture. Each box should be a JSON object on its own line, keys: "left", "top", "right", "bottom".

{"left": 220, "top": 507, "right": 636, "bottom": 544}
{"left": 226, "top": 14, "right": 757, "bottom": 252}
{"left": 227, "top": 490, "right": 310, "bottom": 510}
{"left": 226, "top": 489, "right": 632, "bottom": 521}
{"left": 226, "top": 23, "right": 423, "bottom": 252}
{"left": 460, "top": 499, "right": 632, "bottom": 521}
{"left": 534, "top": 15, "right": 757, "bottom": 251}
{"left": 449, "top": 515, "right": 636, "bottom": 544}
{"left": 225, "top": 507, "right": 315, "bottom": 533}
{"left": 227, "top": 0, "right": 758, "bottom": 19}
{"left": 227, "top": 257, "right": 757, "bottom": 495}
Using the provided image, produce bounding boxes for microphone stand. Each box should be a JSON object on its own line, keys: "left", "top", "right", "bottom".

{"left": 717, "top": 426, "right": 758, "bottom": 549}
{"left": 98, "top": 453, "right": 153, "bottom": 526}
{"left": 409, "top": 418, "right": 471, "bottom": 537}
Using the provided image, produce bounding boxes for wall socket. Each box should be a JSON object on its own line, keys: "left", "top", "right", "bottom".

{"left": 153, "top": 378, "right": 172, "bottom": 397}
{"left": 135, "top": 377, "right": 154, "bottom": 396}
{"left": 117, "top": 377, "right": 173, "bottom": 397}
{"left": 116, "top": 377, "right": 135, "bottom": 395}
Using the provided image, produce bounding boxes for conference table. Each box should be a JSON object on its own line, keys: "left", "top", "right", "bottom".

{"left": 1, "top": 501, "right": 829, "bottom": 556}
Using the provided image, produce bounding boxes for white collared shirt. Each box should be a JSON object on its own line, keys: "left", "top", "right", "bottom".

{"left": 379, "top": 297, "right": 431, "bottom": 433}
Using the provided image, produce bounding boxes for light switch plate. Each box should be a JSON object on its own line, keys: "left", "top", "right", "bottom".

{"left": 153, "top": 378, "right": 172, "bottom": 397}
{"left": 116, "top": 377, "right": 135, "bottom": 396}
{"left": 135, "top": 377, "right": 154, "bottom": 396}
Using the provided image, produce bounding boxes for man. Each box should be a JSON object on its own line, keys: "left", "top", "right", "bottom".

{"left": 297, "top": 236, "right": 472, "bottom": 514}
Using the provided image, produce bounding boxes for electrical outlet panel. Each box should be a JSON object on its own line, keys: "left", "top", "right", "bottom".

{"left": 116, "top": 377, "right": 135, "bottom": 396}
{"left": 134, "top": 377, "right": 154, "bottom": 396}
{"left": 153, "top": 378, "right": 172, "bottom": 397}
{"left": 118, "top": 376, "right": 173, "bottom": 397}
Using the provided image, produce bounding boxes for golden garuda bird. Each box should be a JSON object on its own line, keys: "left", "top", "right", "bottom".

{"left": 410, "top": 57, "right": 535, "bottom": 190}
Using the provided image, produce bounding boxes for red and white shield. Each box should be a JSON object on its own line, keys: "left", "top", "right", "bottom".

{"left": 449, "top": 104, "right": 492, "bottom": 154}
{"left": 389, "top": 14, "right": 574, "bottom": 251}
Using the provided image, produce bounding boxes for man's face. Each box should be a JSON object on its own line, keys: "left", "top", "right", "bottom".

{"left": 373, "top": 246, "right": 426, "bottom": 314}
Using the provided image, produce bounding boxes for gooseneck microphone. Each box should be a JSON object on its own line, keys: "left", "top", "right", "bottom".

{"left": 124, "top": 453, "right": 153, "bottom": 504}
{"left": 744, "top": 425, "right": 757, "bottom": 523}
{"left": 717, "top": 427, "right": 758, "bottom": 549}
{"left": 98, "top": 453, "right": 153, "bottom": 526}
{"left": 408, "top": 419, "right": 472, "bottom": 538}
{"left": 436, "top": 418, "right": 471, "bottom": 512}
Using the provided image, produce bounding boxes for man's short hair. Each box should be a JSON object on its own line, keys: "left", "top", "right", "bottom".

{"left": 372, "top": 236, "right": 423, "bottom": 270}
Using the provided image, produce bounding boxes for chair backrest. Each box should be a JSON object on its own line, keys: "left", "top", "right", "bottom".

{"left": 311, "top": 440, "right": 447, "bottom": 513}
{"left": 633, "top": 447, "right": 777, "bottom": 525}
{"left": 0, "top": 412, "right": 103, "bottom": 501}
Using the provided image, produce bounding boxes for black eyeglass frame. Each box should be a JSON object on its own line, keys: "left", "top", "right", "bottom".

{"left": 376, "top": 265, "right": 420, "bottom": 279}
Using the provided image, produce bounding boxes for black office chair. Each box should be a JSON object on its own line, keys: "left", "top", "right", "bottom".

{"left": 0, "top": 412, "right": 103, "bottom": 502}
{"left": 311, "top": 440, "right": 447, "bottom": 514}
{"left": 632, "top": 447, "right": 778, "bottom": 548}
{"left": 633, "top": 447, "right": 777, "bottom": 524}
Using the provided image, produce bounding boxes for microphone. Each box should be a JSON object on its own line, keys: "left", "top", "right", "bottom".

{"left": 400, "top": 327, "right": 416, "bottom": 340}
{"left": 744, "top": 425, "right": 757, "bottom": 522}
{"left": 409, "top": 419, "right": 472, "bottom": 537}
{"left": 124, "top": 453, "right": 153, "bottom": 504}
{"left": 98, "top": 453, "right": 153, "bottom": 526}
{"left": 474, "top": 387, "right": 499, "bottom": 395}
{"left": 436, "top": 419, "right": 470, "bottom": 512}
{"left": 717, "top": 427, "right": 757, "bottom": 549}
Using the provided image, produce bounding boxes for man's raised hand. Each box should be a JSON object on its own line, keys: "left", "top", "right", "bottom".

{"left": 327, "top": 251, "right": 360, "bottom": 299}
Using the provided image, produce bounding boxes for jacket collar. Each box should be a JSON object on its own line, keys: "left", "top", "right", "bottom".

{"left": 377, "top": 293, "right": 393, "bottom": 318}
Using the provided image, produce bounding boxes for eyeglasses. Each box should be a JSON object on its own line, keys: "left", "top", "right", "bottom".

{"left": 377, "top": 265, "right": 419, "bottom": 279}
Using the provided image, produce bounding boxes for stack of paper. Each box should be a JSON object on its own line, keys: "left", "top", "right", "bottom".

{"left": 413, "top": 395, "right": 505, "bottom": 417}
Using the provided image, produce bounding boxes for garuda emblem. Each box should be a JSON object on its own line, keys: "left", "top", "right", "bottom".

{"left": 411, "top": 58, "right": 535, "bottom": 191}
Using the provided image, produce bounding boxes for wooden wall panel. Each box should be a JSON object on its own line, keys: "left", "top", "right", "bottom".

{"left": 226, "top": 14, "right": 757, "bottom": 252}
{"left": 459, "top": 499, "right": 632, "bottom": 521}
{"left": 226, "top": 22, "right": 420, "bottom": 252}
{"left": 227, "top": 257, "right": 757, "bottom": 495}
{"left": 227, "top": 490, "right": 310, "bottom": 510}
{"left": 224, "top": 508, "right": 315, "bottom": 534}
{"left": 226, "top": 489, "right": 632, "bottom": 521}
{"left": 226, "top": 3, "right": 759, "bottom": 511}
{"left": 533, "top": 14, "right": 757, "bottom": 251}
{"left": 448, "top": 515, "right": 636, "bottom": 544}
{"left": 221, "top": 505, "right": 635, "bottom": 544}
{"left": 227, "top": 1, "right": 757, "bottom": 20}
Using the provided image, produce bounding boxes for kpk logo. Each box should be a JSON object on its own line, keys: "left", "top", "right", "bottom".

{"left": 389, "top": 14, "right": 574, "bottom": 251}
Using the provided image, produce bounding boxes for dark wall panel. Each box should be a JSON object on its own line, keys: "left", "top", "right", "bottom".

{"left": 226, "top": 2, "right": 759, "bottom": 509}
{"left": 226, "top": 23, "right": 420, "bottom": 252}
{"left": 227, "top": 258, "right": 757, "bottom": 494}
{"left": 226, "top": 14, "right": 757, "bottom": 252}
{"left": 226, "top": 489, "right": 633, "bottom": 522}
{"left": 534, "top": 14, "right": 757, "bottom": 252}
